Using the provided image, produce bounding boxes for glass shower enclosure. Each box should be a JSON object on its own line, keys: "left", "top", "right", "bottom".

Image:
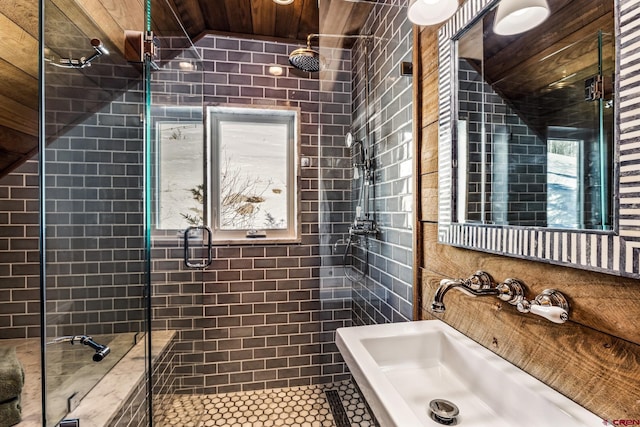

{"left": 39, "top": 0, "right": 202, "bottom": 424}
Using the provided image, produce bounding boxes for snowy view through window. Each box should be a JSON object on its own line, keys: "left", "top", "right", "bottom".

{"left": 547, "top": 139, "right": 580, "bottom": 228}
{"left": 218, "top": 121, "right": 288, "bottom": 231}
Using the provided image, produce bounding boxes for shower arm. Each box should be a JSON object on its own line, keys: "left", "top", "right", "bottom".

{"left": 306, "top": 33, "right": 374, "bottom": 42}
{"left": 305, "top": 33, "right": 374, "bottom": 49}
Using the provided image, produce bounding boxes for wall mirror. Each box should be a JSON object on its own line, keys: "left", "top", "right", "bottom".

{"left": 438, "top": 0, "right": 640, "bottom": 278}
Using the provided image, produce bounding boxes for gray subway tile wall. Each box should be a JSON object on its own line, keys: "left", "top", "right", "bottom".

{"left": 43, "top": 79, "right": 147, "bottom": 338}
{"left": 0, "top": 159, "right": 40, "bottom": 339}
{"left": 350, "top": 1, "right": 414, "bottom": 326}
{"left": 149, "top": 35, "right": 355, "bottom": 394}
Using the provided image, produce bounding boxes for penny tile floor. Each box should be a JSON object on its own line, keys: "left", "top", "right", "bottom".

{"left": 154, "top": 380, "right": 379, "bottom": 427}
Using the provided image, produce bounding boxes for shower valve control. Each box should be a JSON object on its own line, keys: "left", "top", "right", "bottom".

{"left": 350, "top": 219, "right": 378, "bottom": 236}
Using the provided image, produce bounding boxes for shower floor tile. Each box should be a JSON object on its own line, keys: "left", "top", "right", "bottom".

{"left": 154, "top": 380, "right": 379, "bottom": 427}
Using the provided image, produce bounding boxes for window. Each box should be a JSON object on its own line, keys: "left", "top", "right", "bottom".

{"left": 156, "top": 118, "right": 204, "bottom": 230}
{"left": 207, "top": 105, "right": 299, "bottom": 242}
{"left": 547, "top": 138, "right": 583, "bottom": 228}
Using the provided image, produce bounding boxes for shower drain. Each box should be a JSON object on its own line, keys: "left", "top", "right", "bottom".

{"left": 429, "top": 398, "right": 460, "bottom": 425}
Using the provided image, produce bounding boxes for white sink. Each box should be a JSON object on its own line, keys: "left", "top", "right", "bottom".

{"left": 336, "top": 320, "right": 601, "bottom": 427}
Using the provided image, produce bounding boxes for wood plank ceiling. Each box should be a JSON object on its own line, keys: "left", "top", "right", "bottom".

{"left": 0, "top": 0, "right": 374, "bottom": 178}
{"left": 170, "top": 0, "right": 375, "bottom": 45}
{"left": 171, "top": 0, "right": 319, "bottom": 42}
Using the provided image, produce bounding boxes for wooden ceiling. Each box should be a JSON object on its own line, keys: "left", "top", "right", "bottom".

{"left": 172, "top": 0, "right": 318, "bottom": 43}
{"left": 0, "top": 0, "right": 374, "bottom": 178}
{"left": 170, "top": 0, "right": 375, "bottom": 45}
{"left": 0, "top": 0, "right": 39, "bottom": 176}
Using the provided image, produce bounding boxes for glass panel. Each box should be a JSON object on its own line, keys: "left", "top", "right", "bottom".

{"left": 146, "top": 0, "right": 205, "bottom": 416}
{"left": 41, "top": 0, "right": 146, "bottom": 424}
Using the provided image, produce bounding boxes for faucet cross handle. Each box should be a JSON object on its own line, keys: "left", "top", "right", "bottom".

{"left": 467, "top": 271, "right": 494, "bottom": 289}
{"left": 495, "top": 278, "right": 525, "bottom": 305}
{"left": 517, "top": 289, "right": 570, "bottom": 324}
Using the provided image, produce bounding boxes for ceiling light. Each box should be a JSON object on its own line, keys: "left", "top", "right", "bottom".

{"left": 407, "top": 0, "right": 457, "bottom": 26}
{"left": 493, "top": 0, "right": 550, "bottom": 36}
{"left": 273, "top": 0, "right": 294, "bottom": 4}
{"left": 268, "top": 65, "right": 284, "bottom": 76}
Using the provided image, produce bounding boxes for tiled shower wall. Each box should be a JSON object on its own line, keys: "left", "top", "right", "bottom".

{"left": 0, "top": 71, "right": 146, "bottom": 339}
{"left": 42, "top": 84, "right": 147, "bottom": 338}
{"left": 350, "top": 1, "right": 414, "bottom": 325}
{"left": 149, "top": 34, "right": 354, "bottom": 394}
{"left": 0, "top": 159, "right": 40, "bottom": 338}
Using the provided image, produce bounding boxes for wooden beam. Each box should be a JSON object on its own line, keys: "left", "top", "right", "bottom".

{"left": 296, "top": 0, "right": 319, "bottom": 41}
{"left": 274, "top": 0, "right": 300, "bottom": 40}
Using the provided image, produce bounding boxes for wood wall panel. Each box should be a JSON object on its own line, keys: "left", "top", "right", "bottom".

{"left": 415, "top": 9, "right": 640, "bottom": 419}
{"left": 421, "top": 173, "right": 438, "bottom": 223}
{"left": 420, "top": 123, "right": 438, "bottom": 175}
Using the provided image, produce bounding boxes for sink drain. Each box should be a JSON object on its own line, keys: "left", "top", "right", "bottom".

{"left": 429, "top": 399, "right": 459, "bottom": 425}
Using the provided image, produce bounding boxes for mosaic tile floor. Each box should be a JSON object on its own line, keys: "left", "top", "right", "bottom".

{"left": 154, "top": 380, "right": 379, "bottom": 427}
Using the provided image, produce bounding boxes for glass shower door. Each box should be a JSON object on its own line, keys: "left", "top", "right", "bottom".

{"left": 40, "top": 0, "right": 146, "bottom": 425}
{"left": 144, "top": 0, "right": 206, "bottom": 421}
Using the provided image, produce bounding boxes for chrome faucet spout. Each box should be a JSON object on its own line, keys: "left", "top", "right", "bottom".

{"left": 431, "top": 271, "right": 497, "bottom": 313}
{"left": 431, "top": 279, "right": 465, "bottom": 313}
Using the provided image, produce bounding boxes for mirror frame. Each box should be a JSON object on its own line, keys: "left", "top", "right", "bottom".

{"left": 437, "top": 0, "right": 640, "bottom": 278}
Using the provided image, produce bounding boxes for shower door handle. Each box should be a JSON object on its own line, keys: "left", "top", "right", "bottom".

{"left": 183, "top": 226, "right": 213, "bottom": 268}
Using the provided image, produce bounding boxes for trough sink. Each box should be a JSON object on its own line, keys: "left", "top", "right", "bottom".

{"left": 336, "top": 320, "right": 601, "bottom": 427}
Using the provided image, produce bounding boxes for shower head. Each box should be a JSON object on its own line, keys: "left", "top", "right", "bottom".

{"left": 91, "top": 38, "right": 109, "bottom": 55}
{"left": 78, "top": 336, "right": 111, "bottom": 362}
{"left": 289, "top": 41, "right": 323, "bottom": 72}
{"left": 47, "top": 335, "right": 111, "bottom": 362}
{"left": 289, "top": 33, "right": 374, "bottom": 73}
{"left": 52, "top": 38, "right": 109, "bottom": 69}
{"left": 92, "top": 345, "right": 111, "bottom": 362}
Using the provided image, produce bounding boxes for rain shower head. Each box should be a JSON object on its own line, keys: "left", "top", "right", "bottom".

{"left": 289, "top": 33, "right": 373, "bottom": 73}
{"left": 289, "top": 40, "right": 323, "bottom": 72}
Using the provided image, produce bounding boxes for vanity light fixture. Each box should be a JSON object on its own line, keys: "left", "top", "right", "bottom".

{"left": 493, "top": 0, "right": 551, "bottom": 36}
{"left": 272, "top": 0, "right": 294, "bottom": 4}
{"left": 407, "top": 0, "right": 457, "bottom": 26}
